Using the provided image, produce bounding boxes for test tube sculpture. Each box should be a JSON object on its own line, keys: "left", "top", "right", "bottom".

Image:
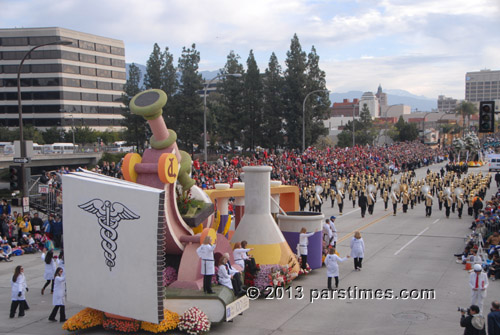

{"left": 214, "top": 183, "right": 231, "bottom": 236}
{"left": 232, "top": 182, "right": 245, "bottom": 228}
{"left": 231, "top": 166, "right": 300, "bottom": 273}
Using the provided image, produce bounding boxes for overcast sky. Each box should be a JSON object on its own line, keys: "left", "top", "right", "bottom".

{"left": 1, "top": 0, "right": 499, "bottom": 99}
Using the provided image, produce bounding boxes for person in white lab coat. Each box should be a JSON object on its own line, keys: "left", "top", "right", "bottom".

{"left": 299, "top": 227, "right": 318, "bottom": 270}
{"left": 233, "top": 242, "right": 253, "bottom": 271}
{"left": 48, "top": 267, "right": 66, "bottom": 322}
{"left": 10, "top": 265, "right": 28, "bottom": 318}
{"left": 217, "top": 255, "right": 234, "bottom": 290}
{"left": 41, "top": 249, "right": 56, "bottom": 295}
{"left": 350, "top": 231, "right": 365, "bottom": 271}
{"left": 323, "top": 219, "right": 333, "bottom": 246}
{"left": 470, "top": 263, "right": 488, "bottom": 313}
{"left": 324, "top": 248, "right": 349, "bottom": 289}
{"left": 329, "top": 216, "right": 338, "bottom": 247}
{"left": 196, "top": 236, "right": 216, "bottom": 294}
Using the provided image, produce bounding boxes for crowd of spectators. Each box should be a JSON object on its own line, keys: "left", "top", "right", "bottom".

{"left": 191, "top": 141, "right": 447, "bottom": 190}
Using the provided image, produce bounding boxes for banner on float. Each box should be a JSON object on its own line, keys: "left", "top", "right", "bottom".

{"left": 62, "top": 171, "right": 165, "bottom": 324}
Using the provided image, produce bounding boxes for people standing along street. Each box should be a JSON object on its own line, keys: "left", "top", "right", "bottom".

{"left": 470, "top": 264, "right": 488, "bottom": 314}
{"left": 48, "top": 267, "right": 66, "bottom": 322}
{"left": 460, "top": 305, "right": 486, "bottom": 335}
{"left": 488, "top": 300, "right": 500, "bottom": 335}
{"left": 350, "top": 231, "right": 365, "bottom": 271}
{"left": 10, "top": 265, "right": 28, "bottom": 318}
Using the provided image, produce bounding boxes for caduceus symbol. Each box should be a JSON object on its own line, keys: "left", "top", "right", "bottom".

{"left": 78, "top": 199, "right": 140, "bottom": 271}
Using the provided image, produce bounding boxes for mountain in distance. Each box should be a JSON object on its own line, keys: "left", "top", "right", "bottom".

{"left": 329, "top": 90, "right": 437, "bottom": 112}
{"left": 126, "top": 64, "right": 436, "bottom": 112}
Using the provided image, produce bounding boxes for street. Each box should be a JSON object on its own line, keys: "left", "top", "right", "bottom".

{"left": 0, "top": 161, "right": 497, "bottom": 335}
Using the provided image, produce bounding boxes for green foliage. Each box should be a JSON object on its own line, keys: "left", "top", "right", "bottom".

{"left": 242, "top": 50, "right": 263, "bottom": 151}
{"left": 176, "top": 44, "right": 203, "bottom": 152}
{"left": 455, "top": 101, "right": 478, "bottom": 134}
{"left": 121, "top": 63, "right": 148, "bottom": 152}
{"left": 314, "top": 135, "right": 334, "bottom": 150}
{"left": 390, "top": 116, "right": 419, "bottom": 142}
{"left": 215, "top": 51, "right": 245, "bottom": 150}
{"left": 283, "top": 34, "right": 308, "bottom": 149}
{"left": 261, "top": 52, "right": 285, "bottom": 149}
{"left": 65, "top": 126, "right": 97, "bottom": 146}
{"left": 336, "top": 105, "right": 377, "bottom": 147}
{"left": 42, "top": 126, "right": 66, "bottom": 144}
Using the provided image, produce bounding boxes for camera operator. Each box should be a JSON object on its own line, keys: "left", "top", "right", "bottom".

{"left": 488, "top": 301, "right": 500, "bottom": 335}
{"left": 460, "top": 305, "right": 486, "bottom": 335}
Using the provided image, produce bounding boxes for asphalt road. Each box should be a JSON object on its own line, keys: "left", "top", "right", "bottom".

{"left": 0, "top": 161, "right": 496, "bottom": 335}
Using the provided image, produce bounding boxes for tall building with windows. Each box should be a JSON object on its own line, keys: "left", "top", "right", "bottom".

{"left": 0, "top": 27, "right": 126, "bottom": 130}
{"left": 465, "top": 69, "right": 500, "bottom": 102}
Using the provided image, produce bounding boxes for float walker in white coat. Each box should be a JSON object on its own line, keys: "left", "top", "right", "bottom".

{"left": 48, "top": 267, "right": 66, "bottom": 322}
{"left": 196, "top": 236, "right": 216, "bottom": 294}
{"left": 298, "top": 227, "right": 318, "bottom": 270}
{"left": 324, "top": 248, "right": 349, "bottom": 289}
{"left": 350, "top": 231, "right": 365, "bottom": 271}
{"left": 10, "top": 265, "right": 28, "bottom": 318}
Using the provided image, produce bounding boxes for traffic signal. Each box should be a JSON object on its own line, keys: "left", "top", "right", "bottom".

{"left": 479, "top": 101, "right": 495, "bottom": 133}
{"left": 9, "top": 165, "right": 22, "bottom": 191}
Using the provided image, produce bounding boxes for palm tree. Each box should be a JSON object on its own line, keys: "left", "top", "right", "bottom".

{"left": 454, "top": 101, "right": 477, "bottom": 135}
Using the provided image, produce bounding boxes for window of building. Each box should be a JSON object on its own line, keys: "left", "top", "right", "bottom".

{"left": 61, "top": 51, "right": 79, "bottom": 61}
{"left": 112, "top": 83, "right": 124, "bottom": 91}
{"left": 2, "top": 65, "right": 30, "bottom": 73}
{"left": 62, "top": 91, "right": 81, "bottom": 100}
{"left": 96, "top": 56, "right": 111, "bottom": 66}
{"left": 1, "top": 51, "right": 27, "bottom": 60}
{"left": 111, "top": 58, "right": 125, "bottom": 67}
{"left": 112, "top": 71, "right": 126, "bottom": 79}
{"left": 81, "top": 80, "right": 97, "bottom": 89}
{"left": 80, "top": 67, "right": 96, "bottom": 76}
{"left": 98, "top": 94, "right": 112, "bottom": 102}
{"left": 97, "top": 81, "right": 112, "bottom": 90}
{"left": 32, "top": 78, "right": 61, "bottom": 86}
{"left": 110, "top": 46, "right": 125, "bottom": 56}
{"left": 32, "top": 64, "right": 64, "bottom": 73}
{"left": 78, "top": 40, "right": 95, "bottom": 51}
{"left": 31, "top": 50, "right": 61, "bottom": 59}
{"left": 34, "top": 105, "right": 62, "bottom": 113}
{"left": 33, "top": 91, "right": 61, "bottom": 100}
{"left": 97, "top": 69, "right": 111, "bottom": 78}
{"left": 96, "top": 43, "right": 111, "bottom": 54}
{"left": 82, "top": 93, "right": 97, "bottom": 101}
{"left": 62, "top": 78, "right": 80, "bottom": 87}
{"left": 0, "top": 37, "right": 28, "bottom": 46}
{"left": 28, "top": 36, "right": 59, "bottom": 45}
{"left": 80, "top": 53, "right": 96, "bottom": 63}
{"left": 61, "top": 64, "right": 79, "bottom": 74}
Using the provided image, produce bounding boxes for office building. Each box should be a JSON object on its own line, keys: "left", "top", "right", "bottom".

{"left": 0, "top": 27, "right": 126, "bottom": 130}
{"left": 465, "top": 69, "right": 500, "bottom": 102}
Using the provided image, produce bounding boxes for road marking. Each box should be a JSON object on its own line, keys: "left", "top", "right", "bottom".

{"left": 394, "top": 227, "right": 430, "bottom": 256}
{"left": 341, "top": 207, "right": 360, "bottom": 217}
{"left": 338, "top": 212, "right": 392, "bottom": 243}
{"left": 432, "top": 219, "right": 440, "bottom": 224}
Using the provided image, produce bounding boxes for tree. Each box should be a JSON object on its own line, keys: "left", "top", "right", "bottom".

{"left": 160, "top": 47, "right": 179, "bottom": 131}
{"left": 143, "top": 43, "right": 163, "bottom": 90}
{"left": 121, "top": 63, "right": 148, "bottom": 152}
{"left": 176, "top": 44, "right": 203, "bottom": 153}
{"left": 42, "top": 126, "right": 66, "bottom": 144}
{"left": 390, "top": 116, "right": 419, "bottom": 142}
{"left": 336, "top": 120, "right": 354, "bottom": 147}
{"left": 22, "top": 125, "right": 44, "bottom": 144}
{"left": 262, "top": 52, "right": 286, "bottom": 149}
{"left": 216, "top": 51, "right": 245, "bottom": 150}
{"left": 455, "top": 101, "right": 477, "bottom": 135}
{"left": 66, "top": 126, "right": 97, "bottom": 146}
{"left": 242, "top": 50, "right": 263, "bottom": 151}
{"left": 283, "top": 34, "right": 308, "bottom": 149}
{"left": 304, "top": 45, "right": 330, "bottom": 147}
{"left": 354, "top": 104, "right": 377, "bottom": 145}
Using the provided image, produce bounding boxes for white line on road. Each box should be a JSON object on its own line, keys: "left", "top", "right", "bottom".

{"left": 394, "top": 227, "right": 430, "bottom": 256}
{"left": 340, "top": 207, "right": 360, "bottom": 217}
{"left": 432, "top": 219, "right": 440, "bottom": 224}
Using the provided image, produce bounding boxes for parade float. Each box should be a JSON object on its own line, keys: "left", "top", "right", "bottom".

{"left": 61, "top": 89, "right": 307, "bottom": 333}
{"left": 451, "top": 132, "right": 485, "bottom": 167}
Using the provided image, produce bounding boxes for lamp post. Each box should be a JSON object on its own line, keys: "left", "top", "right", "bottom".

{"left": 67, "top": 114, "right": 76, "bottom": 151}
{"left": 421, "top": 111, "right": 433, "bottom": 143}
{"left": 302, "top": 89, "right": 329, "bottom": 152}
{"left": 203, "top": 73, "right": 241, "bottom": 162}
{"left": 17, "top": 40, "right": 72, "bottom": 213}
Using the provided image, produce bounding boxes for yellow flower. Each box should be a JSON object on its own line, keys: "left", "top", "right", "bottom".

{"left": 140, "top": 309, "right": 180, "bottom": 333}
{"left": 62, "top": 307, "right": 104, "bottom": 331}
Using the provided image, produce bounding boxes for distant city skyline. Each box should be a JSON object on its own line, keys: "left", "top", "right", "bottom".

{"left": 2, "top": 0, "right": 499, "bottom": 99}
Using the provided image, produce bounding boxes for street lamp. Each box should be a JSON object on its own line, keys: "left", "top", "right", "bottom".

{"left": 421, "top": 111, "right": 434, "bottom": 143}
{"left": 67, "top": 114, "right": 76, "bottom": 151}
{"left": 203, "top": 73, "right": 242, "bottom": 162}
{"left": 302, "top": 89, "right": 329, "bottom": 152}
{"left": 17, "top": 40, "right": 72, "bottom": 213}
